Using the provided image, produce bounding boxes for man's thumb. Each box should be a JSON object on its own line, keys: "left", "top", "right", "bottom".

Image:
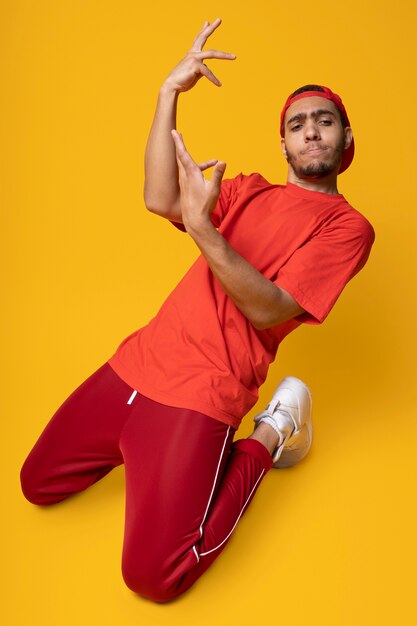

{"left": 211, "top": 161, "right": 227, "bottom": 188}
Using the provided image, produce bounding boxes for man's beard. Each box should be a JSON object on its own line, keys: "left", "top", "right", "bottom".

{"left": 286, "top": 139, "right": 345, "bottom": 179}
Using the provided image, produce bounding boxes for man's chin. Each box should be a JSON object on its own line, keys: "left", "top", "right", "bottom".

{"left": 295, "top": 159, "right": 338, "bottom": 179}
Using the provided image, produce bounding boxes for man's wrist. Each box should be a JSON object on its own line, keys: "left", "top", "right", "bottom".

{"left": 184, "top": 216, "right": 216, "bottom": 240}
{"left": 159, "top": 81, "right": 180, "bottom": 99}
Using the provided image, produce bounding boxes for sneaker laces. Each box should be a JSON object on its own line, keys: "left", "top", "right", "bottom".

{"left": 258, "top": 401, "right": 295, "bottom": 446}
{"left": 253, "top": 399, "right": 296, "bottom": 462}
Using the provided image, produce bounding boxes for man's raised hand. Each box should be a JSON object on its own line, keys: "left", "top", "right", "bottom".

{"left": 163, "top": 18, "right": 236, "bottom": 93}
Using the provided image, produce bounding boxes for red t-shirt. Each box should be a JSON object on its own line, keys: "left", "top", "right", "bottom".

{"left": 108, "top": 173, "right": 375, "bottom": 429}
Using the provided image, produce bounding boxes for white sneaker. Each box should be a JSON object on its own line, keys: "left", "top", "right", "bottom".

{"left": 253, "top": 376, "right": 313, "bottom": 468}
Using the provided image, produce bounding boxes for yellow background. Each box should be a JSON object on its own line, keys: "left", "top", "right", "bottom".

{"left": 1, "top": 1, "right": 416, "bottom": 624}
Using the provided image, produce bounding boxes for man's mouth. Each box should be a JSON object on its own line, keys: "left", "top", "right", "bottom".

{"left": 302, "top": 146, "right": 328, "bottom": 156}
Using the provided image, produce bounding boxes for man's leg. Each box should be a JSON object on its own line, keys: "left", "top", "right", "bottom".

{"left": 119, "top": 393, "right": 275, "bottom": 603}
{"left": 120, "top": 376, "right": 312, "bottom": 603}
{"left": 20, "top": 363, "right": 136, "bottom": 505}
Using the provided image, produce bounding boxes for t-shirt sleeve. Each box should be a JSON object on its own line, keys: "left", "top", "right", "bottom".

{"left": 274, "top": 218, "right": 375, "bottom": 325}
{"left": 170, "top": 175, "right": 241, "bottom": 232}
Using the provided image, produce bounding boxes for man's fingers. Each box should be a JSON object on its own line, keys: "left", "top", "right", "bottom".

{"left": 171, "top": 129, "right": 186, "bottom": 158}
{"left": 171, "top": 130, "right": 197, "bottom": 172}
{"left": 199, "top": 63, "right": 221, "bottom": 86}
{"left": 195, "top": 52, "right": 237, "bottom": 88}
{"left": 172, "top": 131, "right": 225, "bottom": 189}
{"left": 187, "top": 19, "right": 236, "bottom": 89}
{"left": 197, "top": 50, "right": 236, "bottom": 61}
{"left": 190, "top": 18, "right": 222, "bottom": 52}
{"left": 198, "top": 159, "right": 218, "bottom": 171}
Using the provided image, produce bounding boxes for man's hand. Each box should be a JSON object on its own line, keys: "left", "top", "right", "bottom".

{"left": 163, "top": 18, "right": 236, "bottom": 94}
{"left": 171, "top": 130, "right": 226, "bottom": 234}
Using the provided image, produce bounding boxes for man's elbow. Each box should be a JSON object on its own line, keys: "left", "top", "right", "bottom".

{"left": 250, "top": 305, "right": 306, "bottom": 330}
{"left": 249, "top": 310, "right": 278, "bottom": 330}
{"left": 143, "top": 190, "right": 181, "bottom": 221}
{"left": 143, "top": 198, "right": 169, "bottom": 219}
{"left": 143, "top": 189, "right": 160, "bottom": 214}
{"left": 251, "top": 315, "right": 278, "bottom": 331}
{"left": 251, "top": 314, "right": 290, "bottom": 331}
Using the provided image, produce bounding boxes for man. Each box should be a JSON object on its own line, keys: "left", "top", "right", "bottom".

{"left": 20, "top": 19, "right": 375, "bottom": 603}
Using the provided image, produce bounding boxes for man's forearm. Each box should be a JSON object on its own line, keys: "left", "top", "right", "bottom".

{"left": 144, "top": 86, "right": 181, "bottom": 218}
{"left": 187, "top": 221, "right": 303, "bottom": 329}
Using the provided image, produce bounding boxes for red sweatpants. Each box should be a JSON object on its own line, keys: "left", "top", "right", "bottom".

{"left": 20, "top": 363, "right": 273, "bottom": 602}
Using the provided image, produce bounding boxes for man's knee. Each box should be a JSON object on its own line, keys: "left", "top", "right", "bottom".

{"left": 20, "top": 455, "right": 62, "bottom": 506}
{"left": 20, "top": 460, "right": 41, "bottom": 505}
{"left": 121, "top": 557, "right": 187, "bottom": 603}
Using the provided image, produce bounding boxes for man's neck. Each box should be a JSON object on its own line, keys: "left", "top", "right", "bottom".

{"left": 286, "top": 170, "right": 339, "bottom": 195}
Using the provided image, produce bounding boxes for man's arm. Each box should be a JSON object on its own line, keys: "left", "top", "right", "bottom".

{"left": 144, "top": 19, "right": 236, "bottom": 222}
{"left": 171, "top": 131, "right": 306, "bottom": 329}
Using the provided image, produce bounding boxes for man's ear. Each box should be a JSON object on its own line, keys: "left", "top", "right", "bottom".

{"left": 281, "top": 137, "right": 288, "bottom": 159}
{"left": 344, "top": 127, "right": 353, "bottom": 150}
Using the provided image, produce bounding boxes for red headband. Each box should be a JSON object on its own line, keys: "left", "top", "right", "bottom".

{"left": 280, "top": 86, "right": 354, "bottom": 174}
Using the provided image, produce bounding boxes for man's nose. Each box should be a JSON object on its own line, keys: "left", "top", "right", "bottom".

{"left": 305, "top": 122, "right": 320, "bottom": 141}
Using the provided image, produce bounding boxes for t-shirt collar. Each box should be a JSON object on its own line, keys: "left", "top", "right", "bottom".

{"left": 285, "top": 181, "right": 344, "bottom": 201}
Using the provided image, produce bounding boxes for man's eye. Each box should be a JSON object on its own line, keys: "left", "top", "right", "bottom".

{"left": 319, "top": 120, "right": 332, "bottom": 125}
{"left": 291, "top": 124, "right": 302, "bottom": 131}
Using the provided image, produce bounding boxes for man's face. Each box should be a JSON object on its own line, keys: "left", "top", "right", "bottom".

{"left": 281, "top": 96, "right": 352, "bottom": 179}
